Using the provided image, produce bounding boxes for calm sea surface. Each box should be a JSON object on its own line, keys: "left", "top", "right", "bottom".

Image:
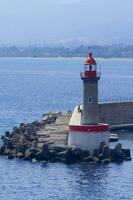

{"left": 0, "top": 57, "right": 133, "bottom": 200}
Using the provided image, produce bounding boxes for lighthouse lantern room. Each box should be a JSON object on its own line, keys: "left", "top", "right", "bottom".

{"left": 68, "top": 53, "right": 109, "bottom": 153}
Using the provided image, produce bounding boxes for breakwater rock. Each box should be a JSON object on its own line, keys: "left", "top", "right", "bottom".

{"left": 0, "top": 112, "right": 131, "bottom": 164}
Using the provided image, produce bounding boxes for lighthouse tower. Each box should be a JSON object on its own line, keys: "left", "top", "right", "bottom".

{"left": 68, "top": 53, "right": 109, "bottom": 153}
{"left": 82, "top": 53, "right": 99, "bottom": 125}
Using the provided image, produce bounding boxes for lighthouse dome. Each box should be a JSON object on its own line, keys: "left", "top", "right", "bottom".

{"left": 84, "top": 53, "right": 96, "bottom": 65}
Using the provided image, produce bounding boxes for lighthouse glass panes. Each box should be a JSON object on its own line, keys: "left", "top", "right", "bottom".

{"left": 84, "top": 64, "right": 97, "bottom": 72}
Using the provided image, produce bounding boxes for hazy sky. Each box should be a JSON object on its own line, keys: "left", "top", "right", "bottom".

{"left": 0, "top": 0, "right": 133, "bottom": 45}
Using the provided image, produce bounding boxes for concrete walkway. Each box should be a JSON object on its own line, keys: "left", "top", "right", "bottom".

{"left": 37, "top": 112, "right": 72, "bottom": 148}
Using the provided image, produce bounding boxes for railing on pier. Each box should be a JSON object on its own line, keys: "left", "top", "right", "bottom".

{"left": 99, "top": 98, "right": 133, "bottom": 104}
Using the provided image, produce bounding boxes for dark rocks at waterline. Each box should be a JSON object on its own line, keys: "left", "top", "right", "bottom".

{"left": 98, "top": 145, "right": 110, "bottom": 160}
{"left": 65, "top": 148, "right": 82, "bottom": 163}
{"left": 35, "top": 144, "right": 51, "bottom": 161}
{"left": 0, "top": 145, "right": 6, "bottom": 155}
{"left": 110, "top": 143, "right": 128, "bottom": 162}
{"left": 0, "top": 142, "right": 131, "bottom": 164}
{"left": 24, "top": 148, "right": 38, "bottom": 161}
{"left": 0, "top": 140, "right": 132, "bottom": 164}
{"left": 122, "top": 149, "right": 131, "bottom": 158}
{"left": 52, "top": 145, "right": 68, "bottom": 153}
{"left": 0, "top": 112, "right": 60, "bottom": 159}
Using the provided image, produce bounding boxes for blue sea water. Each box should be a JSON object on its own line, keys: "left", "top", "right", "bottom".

{"left": 0, "top": 57, "right": 133, "bottom": 200}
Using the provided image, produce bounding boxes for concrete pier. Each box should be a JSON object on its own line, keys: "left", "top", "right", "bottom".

{"left": 37, "top": 112, "right": 71, "bottom": 148}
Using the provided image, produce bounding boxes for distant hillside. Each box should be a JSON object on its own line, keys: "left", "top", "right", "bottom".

{"left": 0, "top": 45, "right": 133, "bottom": 58}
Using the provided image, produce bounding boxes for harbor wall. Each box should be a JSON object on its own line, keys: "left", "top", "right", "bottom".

{"left": 99, "top": 102, "right": 133, "bottom": 125}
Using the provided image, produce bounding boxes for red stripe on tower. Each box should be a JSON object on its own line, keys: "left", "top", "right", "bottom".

{"left": 69, "top": 124, "right": 109, "bottom": 133}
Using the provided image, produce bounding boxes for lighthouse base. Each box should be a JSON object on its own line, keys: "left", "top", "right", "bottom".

{"left": 68, "top": 130, "right": 109, "bottom": 154}
{"left": 68, "top": 106, "right": 109, "bottom": 154}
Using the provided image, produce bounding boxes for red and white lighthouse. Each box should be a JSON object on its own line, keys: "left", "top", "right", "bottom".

{"left": 68, "top": 53, "right": 109, "bottom": 153}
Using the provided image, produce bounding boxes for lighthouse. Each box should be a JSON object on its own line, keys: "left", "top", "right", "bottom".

{"left": 68, "top": 53, "right": 109, "bottom": 153}
{"left": 82, "top": 53, "right": 99, "bottom": 125}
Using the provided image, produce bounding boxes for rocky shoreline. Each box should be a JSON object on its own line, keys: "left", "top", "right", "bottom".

{"left": 0, "top": 112, "right": 131, "bottom": 164}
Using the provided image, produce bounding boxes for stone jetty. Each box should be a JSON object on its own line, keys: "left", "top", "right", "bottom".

{"left": 0, "top": 112, "right": 131, "bottom": 164}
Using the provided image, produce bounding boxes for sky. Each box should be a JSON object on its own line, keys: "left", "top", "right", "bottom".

{"left": 0, "top": 0, "right": 133, "bottom": 46}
